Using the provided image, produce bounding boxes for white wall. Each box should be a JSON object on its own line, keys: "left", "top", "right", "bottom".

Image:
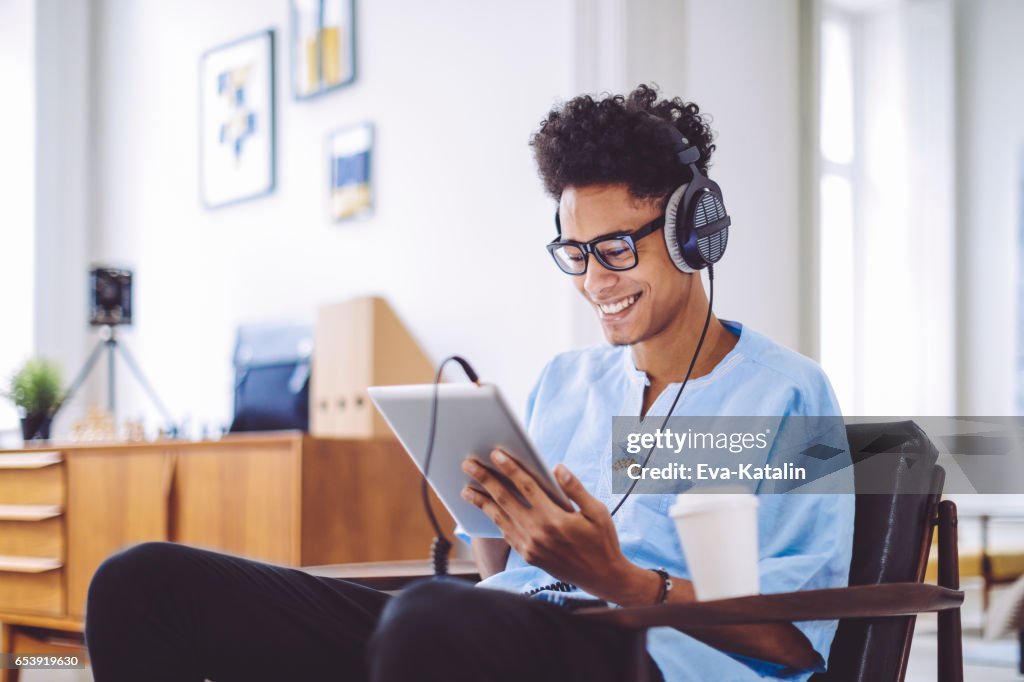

{"left": 84, "top": 0, "right": 576, "bottom": 431}
{"left": 679, "top": 0, "right": 805, "bottom": 352}
{"left": 956, "top": 0, "right": 1024, "bottom": 414}
{"left": 0, "top": 0, "right": 36, "bottom": 439}
{"left": 34, "top": 0, "right": 94, "bottom": 432}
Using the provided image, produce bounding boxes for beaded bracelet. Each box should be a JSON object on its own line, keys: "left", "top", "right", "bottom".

{"left": 649, "top": 567, "right": 673, "bottom": 604}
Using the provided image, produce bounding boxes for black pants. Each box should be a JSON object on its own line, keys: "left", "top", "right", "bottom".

{"left": 84, "top": 542, "right": 664, "bottom": 681}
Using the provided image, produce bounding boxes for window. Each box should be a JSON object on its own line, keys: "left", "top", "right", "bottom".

{"left": 816, "top": 0, "right": 955, "bottom": 415}
{"left": 818, "top": 10, "right": 858, "bottom": 413}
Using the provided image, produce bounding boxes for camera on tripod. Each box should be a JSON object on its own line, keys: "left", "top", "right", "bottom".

{"left": 53, "top": 266, "right": 176, "bottom": 438}
{"left": 89, "top": 267, "right": 133, "bottom": 327}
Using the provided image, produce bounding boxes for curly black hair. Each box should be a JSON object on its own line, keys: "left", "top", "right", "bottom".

{"left": 530, "top": 84, "right": 716, "bottom": 202}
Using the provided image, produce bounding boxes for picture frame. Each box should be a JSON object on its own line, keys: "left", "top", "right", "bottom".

{"left": 291, "top": 0, "right": 356, "bottom": 100}
{"left": 199, "top": 30, "right": 276, "bottom": 208}
{"left": 329, "top": 123, "right": 373, "bottom": 222}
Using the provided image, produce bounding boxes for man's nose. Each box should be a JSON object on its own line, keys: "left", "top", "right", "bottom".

{"left": 582, "top": 257, "right": 618, "bottom": 297}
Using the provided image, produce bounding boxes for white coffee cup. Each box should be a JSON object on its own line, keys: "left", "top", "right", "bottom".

{"left": 669, "top": 489, "right": 760, "bottom": 601}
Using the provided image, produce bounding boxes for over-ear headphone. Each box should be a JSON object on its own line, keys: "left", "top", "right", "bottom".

{"left": 554, "top": 113, "right": 731, "bottom": 274}
{"left": 648, "top": 113, "right": 731, "bottom": 273}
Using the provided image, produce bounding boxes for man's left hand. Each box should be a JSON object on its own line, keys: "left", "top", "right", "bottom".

{"left": 460, "top": 449, "right": 656, "bottom": 604}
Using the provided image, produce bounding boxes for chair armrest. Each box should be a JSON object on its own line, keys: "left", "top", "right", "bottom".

{"left": 303, "top": 559, "right": 480, "bottom": 590}
{"left": 575, "top": 582, "right": 963, "bottom": 673}
{"left": 576, "top": 582, "right": 962, "bottom": 629}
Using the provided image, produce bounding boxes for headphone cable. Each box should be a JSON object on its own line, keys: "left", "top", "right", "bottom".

{"left": 423, "top": 355, "right": 480, "bottom": 577}
{"left": 609, "top": 264, "right": 715, "bottom": 516}
{"left": 525, "top": 265, "right": 716, "bottom": 596}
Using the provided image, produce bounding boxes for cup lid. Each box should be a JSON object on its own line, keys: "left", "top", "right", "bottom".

{"left": 669, "top": 488, "right": 759, "bottom": 516}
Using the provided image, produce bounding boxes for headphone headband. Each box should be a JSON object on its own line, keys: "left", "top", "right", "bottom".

{"left": 643, "top": 112, "right": 730, "bottom": 273}
{"left": 551, "top": 110, "right": 730, "bottom": 272}
{"left": 643, "top": 112, "right": 701, "bottom": 166}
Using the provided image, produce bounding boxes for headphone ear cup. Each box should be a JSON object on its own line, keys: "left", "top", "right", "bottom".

{"left": 690, "top": 190, "right": 729, "bottom": 265}
{"left": 663, "top": 184, "right": 697, "bottom": 273}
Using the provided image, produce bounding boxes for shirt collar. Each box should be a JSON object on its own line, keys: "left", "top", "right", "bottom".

{"left": 621, "top": 319, "right": 746, "bottom": 389}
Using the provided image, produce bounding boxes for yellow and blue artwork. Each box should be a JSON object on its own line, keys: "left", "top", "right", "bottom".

{"left": 216, "top": 65, "right": 257, "bottom": 163}
{"left": 200, "top": 30, "right": 275, "bottom": 208}
{"left": 292, "top": 0, "right": 355, "bottom": 99}
{"left": 329, "top": 123, "right": 372, "bottom": 221}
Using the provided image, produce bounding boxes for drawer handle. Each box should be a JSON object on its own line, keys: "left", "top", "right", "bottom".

{"left": 0, "top": 555, "right": 62, "bottom": 573}
{"left": 0, "top": 504, "right": 63, "bottom": 521}
{"left": 0, "top": 452, "right": 63, "bottom": 469}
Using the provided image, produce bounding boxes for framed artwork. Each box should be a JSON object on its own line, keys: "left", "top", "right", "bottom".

{"left": 199, "top": 30, "right": 275, "bottom": 208}
{"left": 291, "top": 0, "right": 356, "bottom": 99}
{"left": 329, "top": 123, "right": 373, "bottom": 221}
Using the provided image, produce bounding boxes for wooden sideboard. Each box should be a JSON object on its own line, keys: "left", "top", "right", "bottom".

{"left": 0, "top": 432, "right": 453, "bottom": 679}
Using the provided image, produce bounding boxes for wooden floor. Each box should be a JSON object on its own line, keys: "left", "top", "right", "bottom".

{"left": 906, "top": 580, "right": 1022, "bottom": 682}
{"left": 908, "top": 634, "right": 1020, "bottom": 681}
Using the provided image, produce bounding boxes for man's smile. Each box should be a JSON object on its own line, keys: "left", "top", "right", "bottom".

{"left": 594, "top": 292, "right": 642, "bottom": 319}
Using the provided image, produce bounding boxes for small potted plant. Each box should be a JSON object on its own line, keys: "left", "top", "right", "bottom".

{"left": 4, "top": 358, "right": 65, "bottom": 441}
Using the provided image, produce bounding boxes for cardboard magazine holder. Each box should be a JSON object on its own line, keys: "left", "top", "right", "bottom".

{"left": 311, "top": 297, "right": 434, "bottom": 438}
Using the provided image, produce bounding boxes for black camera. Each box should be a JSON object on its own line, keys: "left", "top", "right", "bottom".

{"left": 89, "top": 267, "right": 133, "bottom": 326}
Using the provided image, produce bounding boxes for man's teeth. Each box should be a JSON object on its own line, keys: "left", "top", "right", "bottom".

{"left": 598, "top": 295, "right": 638, "bottom": 315}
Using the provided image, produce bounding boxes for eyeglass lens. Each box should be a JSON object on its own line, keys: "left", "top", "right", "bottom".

{"left": 550, "top": 238, "right": 636, "bottom": 274}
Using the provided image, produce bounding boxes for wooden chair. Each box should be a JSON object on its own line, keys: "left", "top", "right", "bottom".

{"left": 314, "top": 420, "right": 963, "bottom": 682}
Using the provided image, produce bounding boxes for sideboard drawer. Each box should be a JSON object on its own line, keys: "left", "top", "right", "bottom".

{"left": 0, "top": 452, "right": 64, "bottom": 505}
{"left": 0, "top": 506, "right": 64, "bottom": 557}
{"left": 0, "top": 558, "right": 64, "bottom": 616}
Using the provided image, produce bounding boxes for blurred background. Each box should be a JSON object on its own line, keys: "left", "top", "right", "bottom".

{"left": 1, "top": 0, "right": 1021, "bottom": 435}
{"left": 0, "top": 0, "right": 1023, "bottom": 679}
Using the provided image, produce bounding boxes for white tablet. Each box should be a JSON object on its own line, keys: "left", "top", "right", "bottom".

{"left": 367, "top": 383, "right": 573, "bottom": 539}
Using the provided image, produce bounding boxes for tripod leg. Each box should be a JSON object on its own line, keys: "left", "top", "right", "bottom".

{"left": 108, "top": 339, "right": 116, "bottom": 417}
{"left": 113, "top": 339, "right": 176, "bottom": 427}
{"left": 59, "top": 337, "right": 109, "bottom": 412}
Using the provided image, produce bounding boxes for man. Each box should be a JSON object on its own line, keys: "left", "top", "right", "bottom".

{"left": 85, "top": 85, "right": 852, "bottom": 682}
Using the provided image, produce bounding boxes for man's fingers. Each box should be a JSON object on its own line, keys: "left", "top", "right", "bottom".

{"left": 462, "top": 457, "right": 527, "bottom": 513}
{"left": 488, "top": 449, "right": 557, "bottom": 512}
{"left": 554, "top": 464, "right": 608, "bottom": 519}
{"left": 461, "top": 485, "right": 523, "bottom": 546}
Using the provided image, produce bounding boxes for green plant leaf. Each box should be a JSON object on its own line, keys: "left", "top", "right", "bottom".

{"left": 4, "top": 358, "right": 65, "bottom": 415}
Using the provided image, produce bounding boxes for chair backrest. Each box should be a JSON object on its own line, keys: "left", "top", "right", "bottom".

{"left": 811, "top": 421, "right": 943, "bottom": 682}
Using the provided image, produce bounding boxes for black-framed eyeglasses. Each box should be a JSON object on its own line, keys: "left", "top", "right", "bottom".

{"left": 546, "top": 216, "right": 664, "bottom": 275}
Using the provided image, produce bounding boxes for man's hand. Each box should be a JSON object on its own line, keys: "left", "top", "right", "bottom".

{"left": 460, "top": 451, "right": 809, "bottom": 665}
{"left": 460, "top": 449, "right": 660, "bottom": 606}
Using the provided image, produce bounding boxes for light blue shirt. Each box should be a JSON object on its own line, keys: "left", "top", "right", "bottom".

{"left": 465, "top": 320, "right": 854, "bottom": 681}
